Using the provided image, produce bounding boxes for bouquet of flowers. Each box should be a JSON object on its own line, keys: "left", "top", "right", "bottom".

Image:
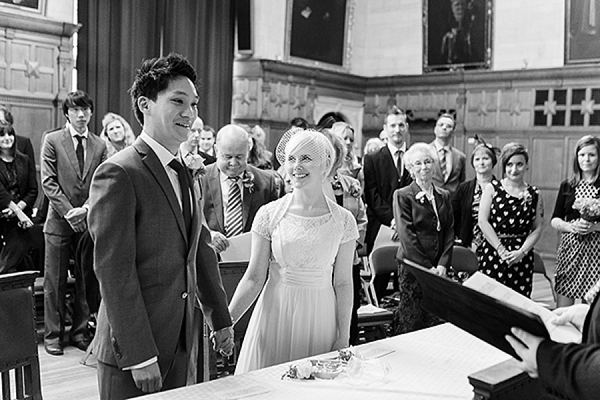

{"left": 573, "top": 197, "right": 600, "bottom": 223}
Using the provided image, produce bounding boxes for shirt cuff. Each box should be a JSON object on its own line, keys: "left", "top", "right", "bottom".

{"left": 122, "top": 357, "right": 158, "bottom": 370}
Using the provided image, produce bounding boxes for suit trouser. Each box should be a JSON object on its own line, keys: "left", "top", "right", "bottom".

{"left": 0, "top": 219, "right": 33, "bottom": 274}
{"left": 97, "top": 341, "right": 188, "bottom": 400}
{"left": 44, "top": 231, "right": 89, "bottom": 345}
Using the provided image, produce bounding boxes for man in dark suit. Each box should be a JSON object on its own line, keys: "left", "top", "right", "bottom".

{"left": 199, "top": 125, "right": 217, "bottom": 165}
{"left": 41, "top": 91, "right": 107, "bottom": 356}
{"left": 363, "top": 106, "right": 412, "bottom": 300}
{"left": 201, "top": 124, "right": 280, "bottom": 253}
{"left": 88, "top": 53, "right": 233, "bottom": 399}
{"left": 429, "top": 113, "right": 466, "bottom": 195}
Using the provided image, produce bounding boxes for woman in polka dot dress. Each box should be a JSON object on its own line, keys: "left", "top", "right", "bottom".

{"left": 477, "top": 143, "right": 544, "bottom": 297}
{"left": 552, "top": 135, "right": 600, "bottom": 307}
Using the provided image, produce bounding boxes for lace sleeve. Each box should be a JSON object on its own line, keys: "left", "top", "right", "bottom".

{"left": 341, "top": 208, "right": 360, "bottom": 244}
{"left": 251, "top": 204, "right": 271, "bottom": 240}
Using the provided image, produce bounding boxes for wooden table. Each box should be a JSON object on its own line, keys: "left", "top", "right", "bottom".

{"left": 139, "top": 323, "right": 524, "bottom": 400}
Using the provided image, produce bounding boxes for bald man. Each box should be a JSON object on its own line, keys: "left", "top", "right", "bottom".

{"left": 200, "top": 124, "right": 280, "bottom": 252}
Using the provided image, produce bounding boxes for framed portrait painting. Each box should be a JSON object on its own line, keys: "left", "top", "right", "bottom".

{"left": 566, "top": 0, "right": 600, "bottom": 63}
{"left": 286, "top": 0, "right": 352, "bottom": 70}
{"left": 423, "top": 0, "right": 493, "bottom": 72}
{"left": 0, "top": 0, "right": 44, "bottom": 14}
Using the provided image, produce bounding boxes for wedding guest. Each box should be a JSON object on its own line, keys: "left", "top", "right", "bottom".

{"left": 393, "top": 142, "right": 453, "bottom": 334}
{"left": 452, "top": 138, "right": 499, "bottom": 249}
{"left": 229, "top": 129, "right": 358, "bottom": 373}
{"left": 429, "top": 113, "right": 466, "bottom": 195}
{"left": 201, "top": 124, "right": 280, "bottom": 253}
{"left": 331, "top": 121, "right": 362, "bottom": 179}
{"left": 363, "top": 137, "right": 385, "bottom": 155}
{"left": 507, "top": 296, "right": 600, "bottom": 400}
{"left": 552, "top": 135, "right": 600, "bottom": 307}
{"left": 321, "top": 129, "right": 367, "bottom": 345}
{"left": 290, "top": 117, "right": 309, "bottom": 129}
{"left": 100, "top": 112, "right": 136, "bottom": 158}
{"left": 248, "top": 125, "right": 273, "bottom": 170}
{"left": 478, "top": 143, "right": 543, "bottom": 297}
{"left": 0, "top": 121, "right": 36, "bottom": 274}
{"left": 199, "top": 125, "right": 217, "bottom": 164}
{"left": 0, "top": 106, "right": 36, "bottom": 165}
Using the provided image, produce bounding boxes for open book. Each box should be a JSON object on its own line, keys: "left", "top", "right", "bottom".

{"left": 463, "top": 272, "right": 581, "bottom": 344}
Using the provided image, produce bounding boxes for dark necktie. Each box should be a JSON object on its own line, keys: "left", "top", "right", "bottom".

{"left": 225, "top": 177, "right": 243, "bottom": 237}
{"left": 75, "top": 135, "right": 85, "bottom": 175}
{"left": 168, "top": 159, "right": 192, "bottom": 237}
{"left": 395, "top": 149, "right": 403, "bottom": 180}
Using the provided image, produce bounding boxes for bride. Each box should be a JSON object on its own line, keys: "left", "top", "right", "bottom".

{"left": 228, "top": 129, "right": 359, "bottom": 374}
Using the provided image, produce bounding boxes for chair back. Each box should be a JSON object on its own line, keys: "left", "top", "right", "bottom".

{"left": 451, "top": 246, "right": 479, "bottom": 276}
{"left": 369, "top": 245, "right": 399, "bottom": 276}
{"left": 532, "top": 251, "right": 546, "bottom": 274}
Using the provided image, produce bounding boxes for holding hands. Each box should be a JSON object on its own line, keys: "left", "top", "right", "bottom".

{"left": 211, "top": 326, "right": 235, "bottom": 357}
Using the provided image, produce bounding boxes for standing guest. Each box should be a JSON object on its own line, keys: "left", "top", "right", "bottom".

{"left": 452, "top": 138, "right": 499, "bottom": 249}
{"left": 478, "top": 143, "right": 543, "bottom": 297}
{"left": 201, "top": 124, "right": 280, "bottom": 253}
{"left": 552, "top": 135, "right": 600, "bottom": 307}
{"left": 180, "top": 116, "right": 215, "bottom": 165}
{"left": 393, "top": 142, "right": 453, "bottom": 334}
{"left": 363, "top": 137, "right": 385, "bottom": 156}
{"left": 41, "top": 90, "right": 107, "bottom": 356}
{"left": 331, "top": 121, "right": 362, "bottom": 179}
{"left": 89, "top": 53, "right": 233, "bottom": 398}
{"left": 248, "top": 125, "right": 273, "bottom": 170}
{"left": 429, "top": 113, "right": 466, "bottom": 195}
{"left": 290, "top": 117, "right": 309, "bottom": 129}
{"left": 100, "top": 112, "right": 136, "bottom": 158}
{"left": 321, "top": 129, "right": 367, "bottom": 345}
{"left": 0, "top": 121, "right": 36, "bottom": 274}
{"left": 363, "top": 106, "right": 412, "bottom": 301}
{"left": 198, "top": 125, "right": 217, "bottom": 164}
{"left": 0, "top": 106, "right": 36, "bottom": 165}
{"left": 229, "top": 130, "right": 358, "bottom": 373}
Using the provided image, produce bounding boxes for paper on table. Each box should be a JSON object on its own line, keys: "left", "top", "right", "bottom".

{"left": 357, "top": 304, "right": 390, "bottom": 315}
{"left": 220, "top": 232, "right": 252, "bottom": 262}
{"left": 372, "top": 225, "right": 398, "bottom": 251}
{"left": 463, "top": 272, "right": 582, "bottom": 344}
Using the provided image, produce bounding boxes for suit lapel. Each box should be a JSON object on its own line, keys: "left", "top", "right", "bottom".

{"left": 380, "top": 147, "right": 400, "bottom": 189}
{"left": 134, "top": 139, "right": 188, "bottom": 243}
{"left": 242, "top": 185, "right": 253, "bottom": 231}
{"left": 207, "top": 166, "right": 225, "bottom": 232}
{"left": 83, "top": 134, "right": 98, "bottom": 178}
{"left": 61, "top": 129, "right": 81, "bottom": 178}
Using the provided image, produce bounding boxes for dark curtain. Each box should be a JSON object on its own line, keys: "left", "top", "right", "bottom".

{"left": 77, "top": 0, "right": 234, "bottom": 135}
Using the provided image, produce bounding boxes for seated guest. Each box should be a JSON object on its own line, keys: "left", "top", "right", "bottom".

{"left": 201, "top": 124, "right": 280, "bottom": 253}
{"left": 478, "top": 143, "right": 543, "bottom": 297}
{"left": 552, "top": 135, "right": 600, "bottom": 308}
{"left": 100, "top": 112, "right": 136, "bottom": 158}
{"left": 393, "top": 142, "right": 453, "bottom": 334}
{"left": 0, "top": 121, "right": 36, "bottom": 274}
{"left": 331, "top": 122, "right": 362, "bottom": 179}
{"left": 429, "top": 113, "right": 466, "bottom": 195}
{"left": 321, "top": 129, "right": 367, "bottom": 345}
{"left": 452, "top": 137, "right": 499, "bottom": 250}
{"left": 506, "top": 289, "right": 600, "bottom": 400}
{"left": 229, "top": 129, "right": 358, "bottom": 373}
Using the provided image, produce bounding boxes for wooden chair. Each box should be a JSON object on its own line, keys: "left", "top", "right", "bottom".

{"left": 451, "top": 246, "right": 479, "bottom": 277}
{"left": 0, "top": 271, "right": 42, "bottom": 400}
{"left": 533, "top": 251, "right": 556, "bottom": 302}
{"left": 367, "top": 245, "right": 400, "bottom": 307}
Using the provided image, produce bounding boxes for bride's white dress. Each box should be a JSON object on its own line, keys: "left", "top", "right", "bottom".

{"left": 235, "top": 194, "right": 359, "bottom": 374}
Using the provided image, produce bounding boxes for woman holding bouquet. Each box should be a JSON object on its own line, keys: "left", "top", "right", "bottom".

{"left": 478, "top": 143, "right": 543, "bottom": 297}
{"left": 229, "top": 129, "right": 358, "bottom": 373}
{"left": 393, "top": 142, "right": 454, "bottom": 334}
{"left": 552, "top": 135, "right": 600, "bottom": 307}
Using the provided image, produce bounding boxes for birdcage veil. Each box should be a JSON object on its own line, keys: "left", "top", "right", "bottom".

{"left": 275, "top": 128, "right": 335, "bottom": 177}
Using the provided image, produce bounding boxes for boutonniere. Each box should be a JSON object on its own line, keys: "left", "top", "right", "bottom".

{"left": 242, "top": 170, "right": 255, "bottom": 193}
{"left": 183, "top": 153, "right": 206, "bottom": 179}
{"left": 415, "top": 191, "right": 428, "bottom": 205}
{"left": 349, "top": 181, "right": 361, "bottom": 198}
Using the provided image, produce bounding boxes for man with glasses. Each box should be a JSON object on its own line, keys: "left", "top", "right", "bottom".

{"left": 363, "top": 106, "right": 412, "bottom": 301}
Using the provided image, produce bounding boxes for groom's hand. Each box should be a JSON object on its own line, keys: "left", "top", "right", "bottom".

{"left": 131, "top": 362, "right": 162, "bottom": 393}
{"left": 211, "top": 326, "right": 235, "bottom": 357}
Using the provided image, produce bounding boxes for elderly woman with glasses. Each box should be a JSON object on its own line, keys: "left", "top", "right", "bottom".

{"left": 392, "top": 142, "right": 454, "bottom": 334}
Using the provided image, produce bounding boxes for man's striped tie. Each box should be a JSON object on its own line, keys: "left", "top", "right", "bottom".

{"left": 439, "top": 148, "right": 448, "bottom": 181}
{"left": 225, "top": 176, "right": 243, "bottom": 237}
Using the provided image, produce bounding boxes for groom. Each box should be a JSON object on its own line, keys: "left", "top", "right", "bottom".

{"left": 88, "top": 53, "right": 233, "bottom": 399}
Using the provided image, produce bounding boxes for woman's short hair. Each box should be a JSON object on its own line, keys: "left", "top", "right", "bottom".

{"left": 100, "top": 113, "right": 136, "bottom": 146}
{"left": 284, "top": 130, "right": 335, "bottom": 177}
{"left": 470, "top": 143, "right": 498, "bottom": 168}
{"left": 500, "top": 142, "right": 529, "bottom": 173}
{"left": 572, "top": 135, "right": 600, "bottom": 185}
{"left": 363, "top": 137, "right": 384, "bottom": 154}
{"left": 319, "top": 129, "right": 347, "bottom": 176}
{"left": 404, "top": 142, "right": 436, "bottom": 168}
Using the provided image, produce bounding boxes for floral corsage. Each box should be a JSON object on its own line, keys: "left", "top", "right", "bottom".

{"left": 183, "top": 153, "right": 206, "bottom": 179}
{"left": 348, "top": 181, "right": 362, "bottom": 198}
{"left": 415, "top": 191, "right": 428, "bottom": 205}
{"left": 241, "top": 170, "right": 255, "bottom": 193}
